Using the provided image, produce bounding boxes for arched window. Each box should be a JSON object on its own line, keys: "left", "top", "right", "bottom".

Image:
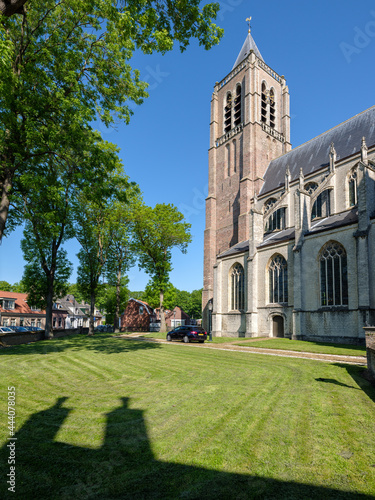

{"left": 234, "top": 84, "right": 242, "bottom": 126}
{"left": 264, "top": 197, "right": 277, "bottom": 214}
{"left": 233, "top": 139, "right": 237, "bottom": 173}
{"left": 265, "top": 207, "right": 286, "bottom": 233}
{"left": 261, "top": 82, "right": 267, "bottom": 124}
{"left": 348, "top": 170, "right": 358, "bottom": 207}
{"left": 304, "top": 182, "right": 318, "bottom": 195}
{"left": 230, "top": 264, "right": 245, "bottom": 311}
{"left": 226, "top": 144, "right": 230, "bottom": 176}
{"left": 268, "top": 255, "right": 288, "bottom": 304}
{"left": 312, "top": 190, "right": 331, "bottom": 220}
{"left": 320, "top": 242, "right": 348, "bottom": 306}
{"left": 270, "top": 88, "right": 275, "bottom": 129}
{"left": 224, "top": 93, "right": 232, "bottom": 133}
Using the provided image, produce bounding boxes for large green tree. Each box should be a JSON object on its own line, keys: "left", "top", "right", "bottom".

{"left": 106, "top": 193, "right": 139, "bottom": 332}
{"left": 133, "top": 203, "right": 191, "bottom": 332}
{"left": 0, "top": 0, "right": 223, "bottom": 240}
{"left": 73, "top": 169, "right": 130, "bottom": 334}
{"left": 21, "top": 229, "right": 72, "bottom": 322}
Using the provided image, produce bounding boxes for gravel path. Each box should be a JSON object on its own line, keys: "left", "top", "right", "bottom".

{"left": 118, "top": 334, "right": 367, "bottom": 366}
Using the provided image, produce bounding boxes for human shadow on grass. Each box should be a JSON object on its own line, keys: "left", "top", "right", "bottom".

{"left": 0, "top": 333, "right": 161, "bottom": 357}
{"left": 333, "top": 363, "right": 375, "bottom": 405}
{"left": 1, "top": 396, "right": 373, "bottom": 500}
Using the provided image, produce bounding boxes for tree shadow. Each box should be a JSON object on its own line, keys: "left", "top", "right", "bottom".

{"left": 333, "top": 363, "right": 375, "bottom": 405}
{"left": 0, "top": 333, "right": 161, "bottom": 356}
{"left": 1, "top": 396, "right": 373, "bottom": 499}
{"left": 315, "top": 378, "right": 361, "bottom": 390}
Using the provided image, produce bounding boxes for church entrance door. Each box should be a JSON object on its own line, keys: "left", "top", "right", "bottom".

{"left": 272, "top": 316, "right": 284, "bottom": 338}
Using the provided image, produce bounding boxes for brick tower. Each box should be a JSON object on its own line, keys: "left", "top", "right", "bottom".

{"left": 202, "top": 26, "right": 291, "bottom": 328}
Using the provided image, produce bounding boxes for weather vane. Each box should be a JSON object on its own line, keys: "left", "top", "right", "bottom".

{"left": 246, "top": 16, "right": 252, "bottom": 33}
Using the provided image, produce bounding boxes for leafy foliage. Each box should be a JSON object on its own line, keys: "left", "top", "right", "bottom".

{"left": 0, "top": 0, "right": 223, "bottom": 238}
{"left": 21, "top": 227, "right": 72, "bottom": 310}
{"left": 132, "top": 203, "right": 191, "bottom": 331}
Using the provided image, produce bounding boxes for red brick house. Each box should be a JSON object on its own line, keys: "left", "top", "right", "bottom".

{"left": 165, "top": 306, "right": 191, "bottom": 328}
{"left": 121, "top": 299, "right": 158, "bottom": 332}
{"left": 0, "top": 291, "right": 46, "bottom": 329}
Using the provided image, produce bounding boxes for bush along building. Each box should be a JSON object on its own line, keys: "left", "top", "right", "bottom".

{"left": 202, "top": 27, "right": 375, "bottom": 343}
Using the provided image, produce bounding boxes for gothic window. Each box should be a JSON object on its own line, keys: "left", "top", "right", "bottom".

{"left": 265, "top": 207, "right": 286, "bottom": 233}
{"left": 268, "top": 255, "right": 288, "bottom": 304}
{"left": 230, "top": 263, "right": 245, "bottom": 311}
{"left": 320, "top": 242, "right": 348, "bottom": 306}
{"left": 226, "top": 144, "right": 230, "bottom": 176}
{"left": 304, "top": 182, "right": 318, "bottom": 195}
{"left": 224, "top": 93, "right": 232, "bottom": 133}
{"left": 233, "top": 139, "right": 237, "bottom": 173}
{"left": 348, "top": 170, "right": 358, "bottom": 207}
{"left": 264, "top": 197, "right": 277, "bottom": 214}
{"left": 312, "top": 190, "right": 331, "bottom": 220}
{"left": 270, "top": 88, "right": 275, "bottom": 129}
{"left": 261, "top": 82, "right": 267, "bottom": 124}
{"left": 234, "top": 84, "right": 242, "bottom": 126}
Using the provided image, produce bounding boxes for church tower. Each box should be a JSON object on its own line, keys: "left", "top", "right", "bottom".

{"left": 203, "top": 23, "right": 291, "bottom": 326}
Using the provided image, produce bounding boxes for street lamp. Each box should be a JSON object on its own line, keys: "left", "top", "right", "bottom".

{"left": 208, "top": 299, "right": 213, "bottom": 342}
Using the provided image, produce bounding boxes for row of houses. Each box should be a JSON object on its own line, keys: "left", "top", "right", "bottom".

{"left": 0, "top": 291, "right": 104, "bottom": 330}
{"left": 0, "top": 291, "right": 196, "bottom": 333}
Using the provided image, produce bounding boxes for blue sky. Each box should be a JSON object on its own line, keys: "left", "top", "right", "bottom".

{"left": 1, "top": 0, "right": 375, "bottom": 292}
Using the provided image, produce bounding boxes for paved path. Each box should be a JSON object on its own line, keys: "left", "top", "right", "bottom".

{"left": 118, "top": 333, "right": 367, "bottom": 366}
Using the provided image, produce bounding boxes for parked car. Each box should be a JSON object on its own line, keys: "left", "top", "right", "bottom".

{"left": 28, "top": 326, "right": 44, "bottom": 331}
{"left": 0, "top": 327, "right": 15, "bottom": 333}
{"left": 166, "top": 325, "right": 207, "bottom": 343}
{"left": 12, "top": 326, "right": 30, "bottom": 333}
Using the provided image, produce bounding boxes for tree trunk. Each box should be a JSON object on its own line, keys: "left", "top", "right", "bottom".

{"left": 114, "top": 269, "right": 121, "bottom": 333}
{"left": 44, "top": 275, "right": 54, "bottom": 340}
{"left": 159, "top": 289, "right": 166, "bottom": 333}
{"left": 88, "top": 289, "right": 95, "bottom": 335}
{"left": 0, "top": 175, "right": 12, "bottom": 242}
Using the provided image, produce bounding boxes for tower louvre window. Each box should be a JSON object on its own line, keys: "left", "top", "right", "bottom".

{"left": 234, "top": 85, "right": 242, "bottom": 126}
{"left": 261, "top": 82, "right": 267, "bottom": 124}
{"left": 270, "top": 88, "right": 275, "bottom": 129}
{"left": 224, "top": 93, "right": 232, "bottom": 133}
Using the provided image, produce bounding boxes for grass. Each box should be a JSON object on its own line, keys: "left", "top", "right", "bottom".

{"left": 235, "top": 338, "right": 367, "bottom": 357}
{"left": 1, "top": 333, "right": 375, "bottom": 499}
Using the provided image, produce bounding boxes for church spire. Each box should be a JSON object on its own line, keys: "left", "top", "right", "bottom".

{"left": 232, "top": 18, "right": 263, "bottom": 69}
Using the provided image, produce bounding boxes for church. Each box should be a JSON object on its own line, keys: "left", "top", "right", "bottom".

{"left": 202, "top": 28, "right": 375, "bottom": 343}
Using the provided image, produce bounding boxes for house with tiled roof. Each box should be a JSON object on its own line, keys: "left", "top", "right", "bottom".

{"left": 0, "top": 291, "right": 46, "bottom": 329}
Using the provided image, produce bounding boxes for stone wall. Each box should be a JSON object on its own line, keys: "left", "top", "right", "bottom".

{"left": 364, "top": 327, "right": 375, "bottom": 378}
{"left": 0, "top": 328, "right": 88, "bottom": 347}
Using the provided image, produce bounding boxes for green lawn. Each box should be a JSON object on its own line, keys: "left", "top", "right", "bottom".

{"left": 1, "top": 333, "right": 374, "bottom": 499}
{"left": 235, "top": 338, "right": 367, "bottom": 357}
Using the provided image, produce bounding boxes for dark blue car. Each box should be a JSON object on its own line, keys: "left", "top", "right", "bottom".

{"left": 166, "top": 325, "right": 207, "bottom": 343}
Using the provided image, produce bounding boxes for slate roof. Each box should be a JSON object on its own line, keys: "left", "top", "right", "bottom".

{"left": 259, "top": 106, "right": 375, "bottom": 197}
{"left": 217, "top": 209, "right": 360, "bottom": 257}
{"left": 232, "top": 32, "right": 264, "bottom": 69}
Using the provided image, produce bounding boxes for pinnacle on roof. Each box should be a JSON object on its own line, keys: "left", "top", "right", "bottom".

{"left": 232, "top": 31, "right": 264, "bottom": 69}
